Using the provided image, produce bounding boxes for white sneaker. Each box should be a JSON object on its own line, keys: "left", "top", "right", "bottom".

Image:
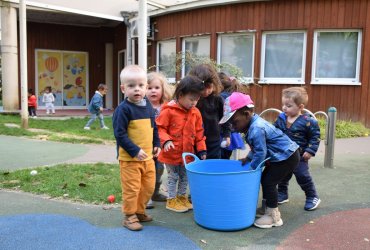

{"left": 101, "top": 126, "right": 109, "bottom": 130}
{"left": 84, "top": 127, "right": 90, "bottom": 130}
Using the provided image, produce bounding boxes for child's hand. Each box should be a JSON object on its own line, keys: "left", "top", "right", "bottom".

{"left": 200, "top": 154, "right": 207, "bottom": 160}
{"left": 153, "top": 147, "right": 161, "bottom": 158}
{"left": 302, "top": 152, "right": 313, "bottom": 161}
{"left": 100, "top": 107, "right": 104, "bottom": 112}
{"left": 224, "top": 137, "right": 231, "bottom": 147}
{"left": 163, "top": 141, "right": 175, "bottom": 152}
{"left": 136, "top": 149, "right": 148, "bottom": 161}
{"left": 239, "top": 157, "right": 249, "bottom": 166}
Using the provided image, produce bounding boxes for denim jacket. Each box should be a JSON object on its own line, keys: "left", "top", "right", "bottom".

{"left": 88, "top": 91, "right": 103, "bottom": 114}
{"left": 245, "top": 114, "right": 299, "bottom": 169}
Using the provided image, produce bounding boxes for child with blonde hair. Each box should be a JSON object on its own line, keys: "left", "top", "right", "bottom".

{"left": 145, "top": 72, "right": 173, "bottom": 208}
{"left": 113, "top": 65, "right": 161, "bottom": 231}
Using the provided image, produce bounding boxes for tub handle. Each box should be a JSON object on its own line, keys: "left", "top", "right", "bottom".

{"left": 255, "top": 157, "right": 271, "bottom": 170}
{"left": 182, "top": 153, "right": 200, "bottom": 166}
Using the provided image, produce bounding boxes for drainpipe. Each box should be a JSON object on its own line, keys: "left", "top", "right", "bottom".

{"left": 121, "top": 12, "right": 133, "bottom": 66}
{"left": 138, "top": 0, "right": 147, "bottom": 70}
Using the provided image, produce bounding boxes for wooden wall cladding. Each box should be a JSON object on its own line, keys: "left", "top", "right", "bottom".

{"left": 25, "top": 22, "right": 115, "bottom": 102}
{"left": 152, "top": 0, "right": 370, "bottom": 127}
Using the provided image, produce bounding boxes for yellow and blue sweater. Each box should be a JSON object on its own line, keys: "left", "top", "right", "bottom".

{"left": 113, "top": 98, "right": 160, "bottom": 161}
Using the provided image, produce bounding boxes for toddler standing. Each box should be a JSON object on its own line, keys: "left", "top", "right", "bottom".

{"left": 113, "top": 65, "right": 161, "bottom": 231}
{"left": 274, "top": 87, "right": 321, "bottom": 211}
{"left": 156, "top": 75, "right": 207, "bottom": 213}
{"left": 218, "top": 72, "right": 245, "bottom": 159}
{"left": 189, "top": 64, "right": 231, "bottom": 159}
{"left": 220, "top": 92, "right": 299, "bottom": 229}
{"left": 145, "top": 72, "right": 173, "bottom": 208}
{"left": 42, "top": 86, "right": 55, "bottom": 114}
{"left": 28, "top": 89, "right": 37, "bottom": 118}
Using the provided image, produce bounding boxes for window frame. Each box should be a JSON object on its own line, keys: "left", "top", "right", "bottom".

{"left": 217, "top": 32, "right": 255, "bottom": 84}
{"left": 311, "top": 29, "right": 362, "bottom": 85}
{"left": 181, "top": 36, "right": 211, "bottom": 77}
{"left": 156, "top": 39, "right": 177, "bottom": 83}
{"left": 259, "top": 30, "right": 307, "bottom": 84}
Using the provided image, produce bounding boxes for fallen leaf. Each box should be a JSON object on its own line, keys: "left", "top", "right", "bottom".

{"left": 200, "top": 239, "right": 207, "bottom": 244}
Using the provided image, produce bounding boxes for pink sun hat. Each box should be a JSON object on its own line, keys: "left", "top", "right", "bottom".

{"left": 219, "top": 92, "right": 254, "bottom": 124}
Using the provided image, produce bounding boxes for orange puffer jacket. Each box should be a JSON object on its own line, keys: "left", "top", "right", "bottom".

{"left": 157, "top": 100, "right": 206, "bottom": 165}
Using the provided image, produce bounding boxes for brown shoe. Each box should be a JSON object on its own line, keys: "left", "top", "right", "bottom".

{"left": 177, "top": 195, "right": 193, "bottom": 210}
{"left": 136, "top": 213, "right": 153, "bottom": 222}
{"left": 122, "top": 214, "right": 143, "bottom": 231}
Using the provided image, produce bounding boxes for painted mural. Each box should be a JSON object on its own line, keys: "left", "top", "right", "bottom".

{"left": 36, "top": 51, "right": 63, "bottom": 106}
{"left": 63, "top": 52, "right": 87, "bottom": 106}
{"left": 36, "top": 50, "right": 88, "bottom": 108}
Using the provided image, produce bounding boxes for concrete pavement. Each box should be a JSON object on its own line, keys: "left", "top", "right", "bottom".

{"left": 1, "top": 135, "right": 370, "bottom": 249}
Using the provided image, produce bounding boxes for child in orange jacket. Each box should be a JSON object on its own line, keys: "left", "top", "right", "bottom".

{"left": 28, "top": 89, "right": 37, "bottom": 118}
{"left": 156, "top": 75, "right": 207, "bottom": 213}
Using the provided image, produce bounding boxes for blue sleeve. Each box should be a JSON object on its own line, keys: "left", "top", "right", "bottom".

{"left": 274, "top": 113, "right": 285, "bottom": 129}
{"left": 152, "top": 116, "right": 160, "bottom": 148}
{"left": 249, "top": 127, "right": 268, "bottom": 169}
{"left": 112, "top": 105, "right": 141, "bottom": 158}
{"left": 305, "top": 118, "right": 321, "bottom": 156}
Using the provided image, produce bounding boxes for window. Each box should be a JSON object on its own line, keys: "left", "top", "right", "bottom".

{"left": 260, "top": 31, "right": 306, "bottom": 84}
{"left": 182, "top": 36, "right": 210, "bottom": 77}
{"left": 157, "top": 40, "right": 176, "bottom": 83}
{"left": 217, "top": 33, "right": 255, "bottom": 83}
{"left": 312, "top": 30, "right": 362, "bottom": 85}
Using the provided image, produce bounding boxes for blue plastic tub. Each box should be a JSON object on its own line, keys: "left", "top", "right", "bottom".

{"left": 183, "top": 153, "right": 267, "bottom": 231}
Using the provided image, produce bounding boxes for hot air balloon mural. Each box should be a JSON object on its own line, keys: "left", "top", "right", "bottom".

{"left": 45, "top": 56, "right": 59, "bottom": 77}
{"left": 36, "top": 51, "right": 63, "bottom": 107}
{"left": 36, "top": 50, "right": 87, "bottom": 108}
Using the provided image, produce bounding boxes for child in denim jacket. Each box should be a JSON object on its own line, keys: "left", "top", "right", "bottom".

{"left": 84, "top": 84, "right": 109, "bottom": 130}
{"left": 220, "top": 92, "right": 299, "bottom": 229}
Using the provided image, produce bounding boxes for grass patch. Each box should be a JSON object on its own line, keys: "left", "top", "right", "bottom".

{"left": 0, "top": 163, "right": 121, "bottom": 204}
{"left": 0, "top": 114, "right": 115, "bottom": 144}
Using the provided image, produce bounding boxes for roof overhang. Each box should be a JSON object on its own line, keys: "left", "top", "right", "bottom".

{"left": 3, "top": 0, "right": 272, "bottom": 21}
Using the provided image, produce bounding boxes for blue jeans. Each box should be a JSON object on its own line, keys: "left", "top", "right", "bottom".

{"left": 155, "top": 159, "right": 164, "bottom": 184}
{"left": 278, "top": 158, "right": 318, "bottom": 198}
{"left": 165, "top": 164, "right": 188, "bottom": 199}
{"left": 85, "top": 112, "right": 105, "bottom": 128}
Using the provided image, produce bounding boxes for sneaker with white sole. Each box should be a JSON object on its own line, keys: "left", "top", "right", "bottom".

{"left": 254, "top": 207, "right": 283, "bottom": 229}
{"left": 304, "top": 197, "right": 321, "bottom": 211}
{"left": 278, "top": 192, "right": 289, "bottom": 204}
{"left": 101, "top": 126, "right": 109, "bottom": 130}
{"left": 84, "top": 127, "right": 91, "bottom": 130}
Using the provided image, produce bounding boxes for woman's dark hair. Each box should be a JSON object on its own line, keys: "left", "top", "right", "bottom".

{"left": 188, "top": 64, "right": 222, "bottom": 94}
{"left": 174, "top": 75, "right": 205, "bottom": 100}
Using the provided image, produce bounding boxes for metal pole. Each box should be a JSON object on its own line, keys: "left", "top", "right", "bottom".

{"left": 138, "top": 0, "right": 147, "bottom": 70}
{"left": 19, "top": 0, "right": 28, "bottom": 128}
{"left": 324, "top": 107, "right": 337, "bottom": 168}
